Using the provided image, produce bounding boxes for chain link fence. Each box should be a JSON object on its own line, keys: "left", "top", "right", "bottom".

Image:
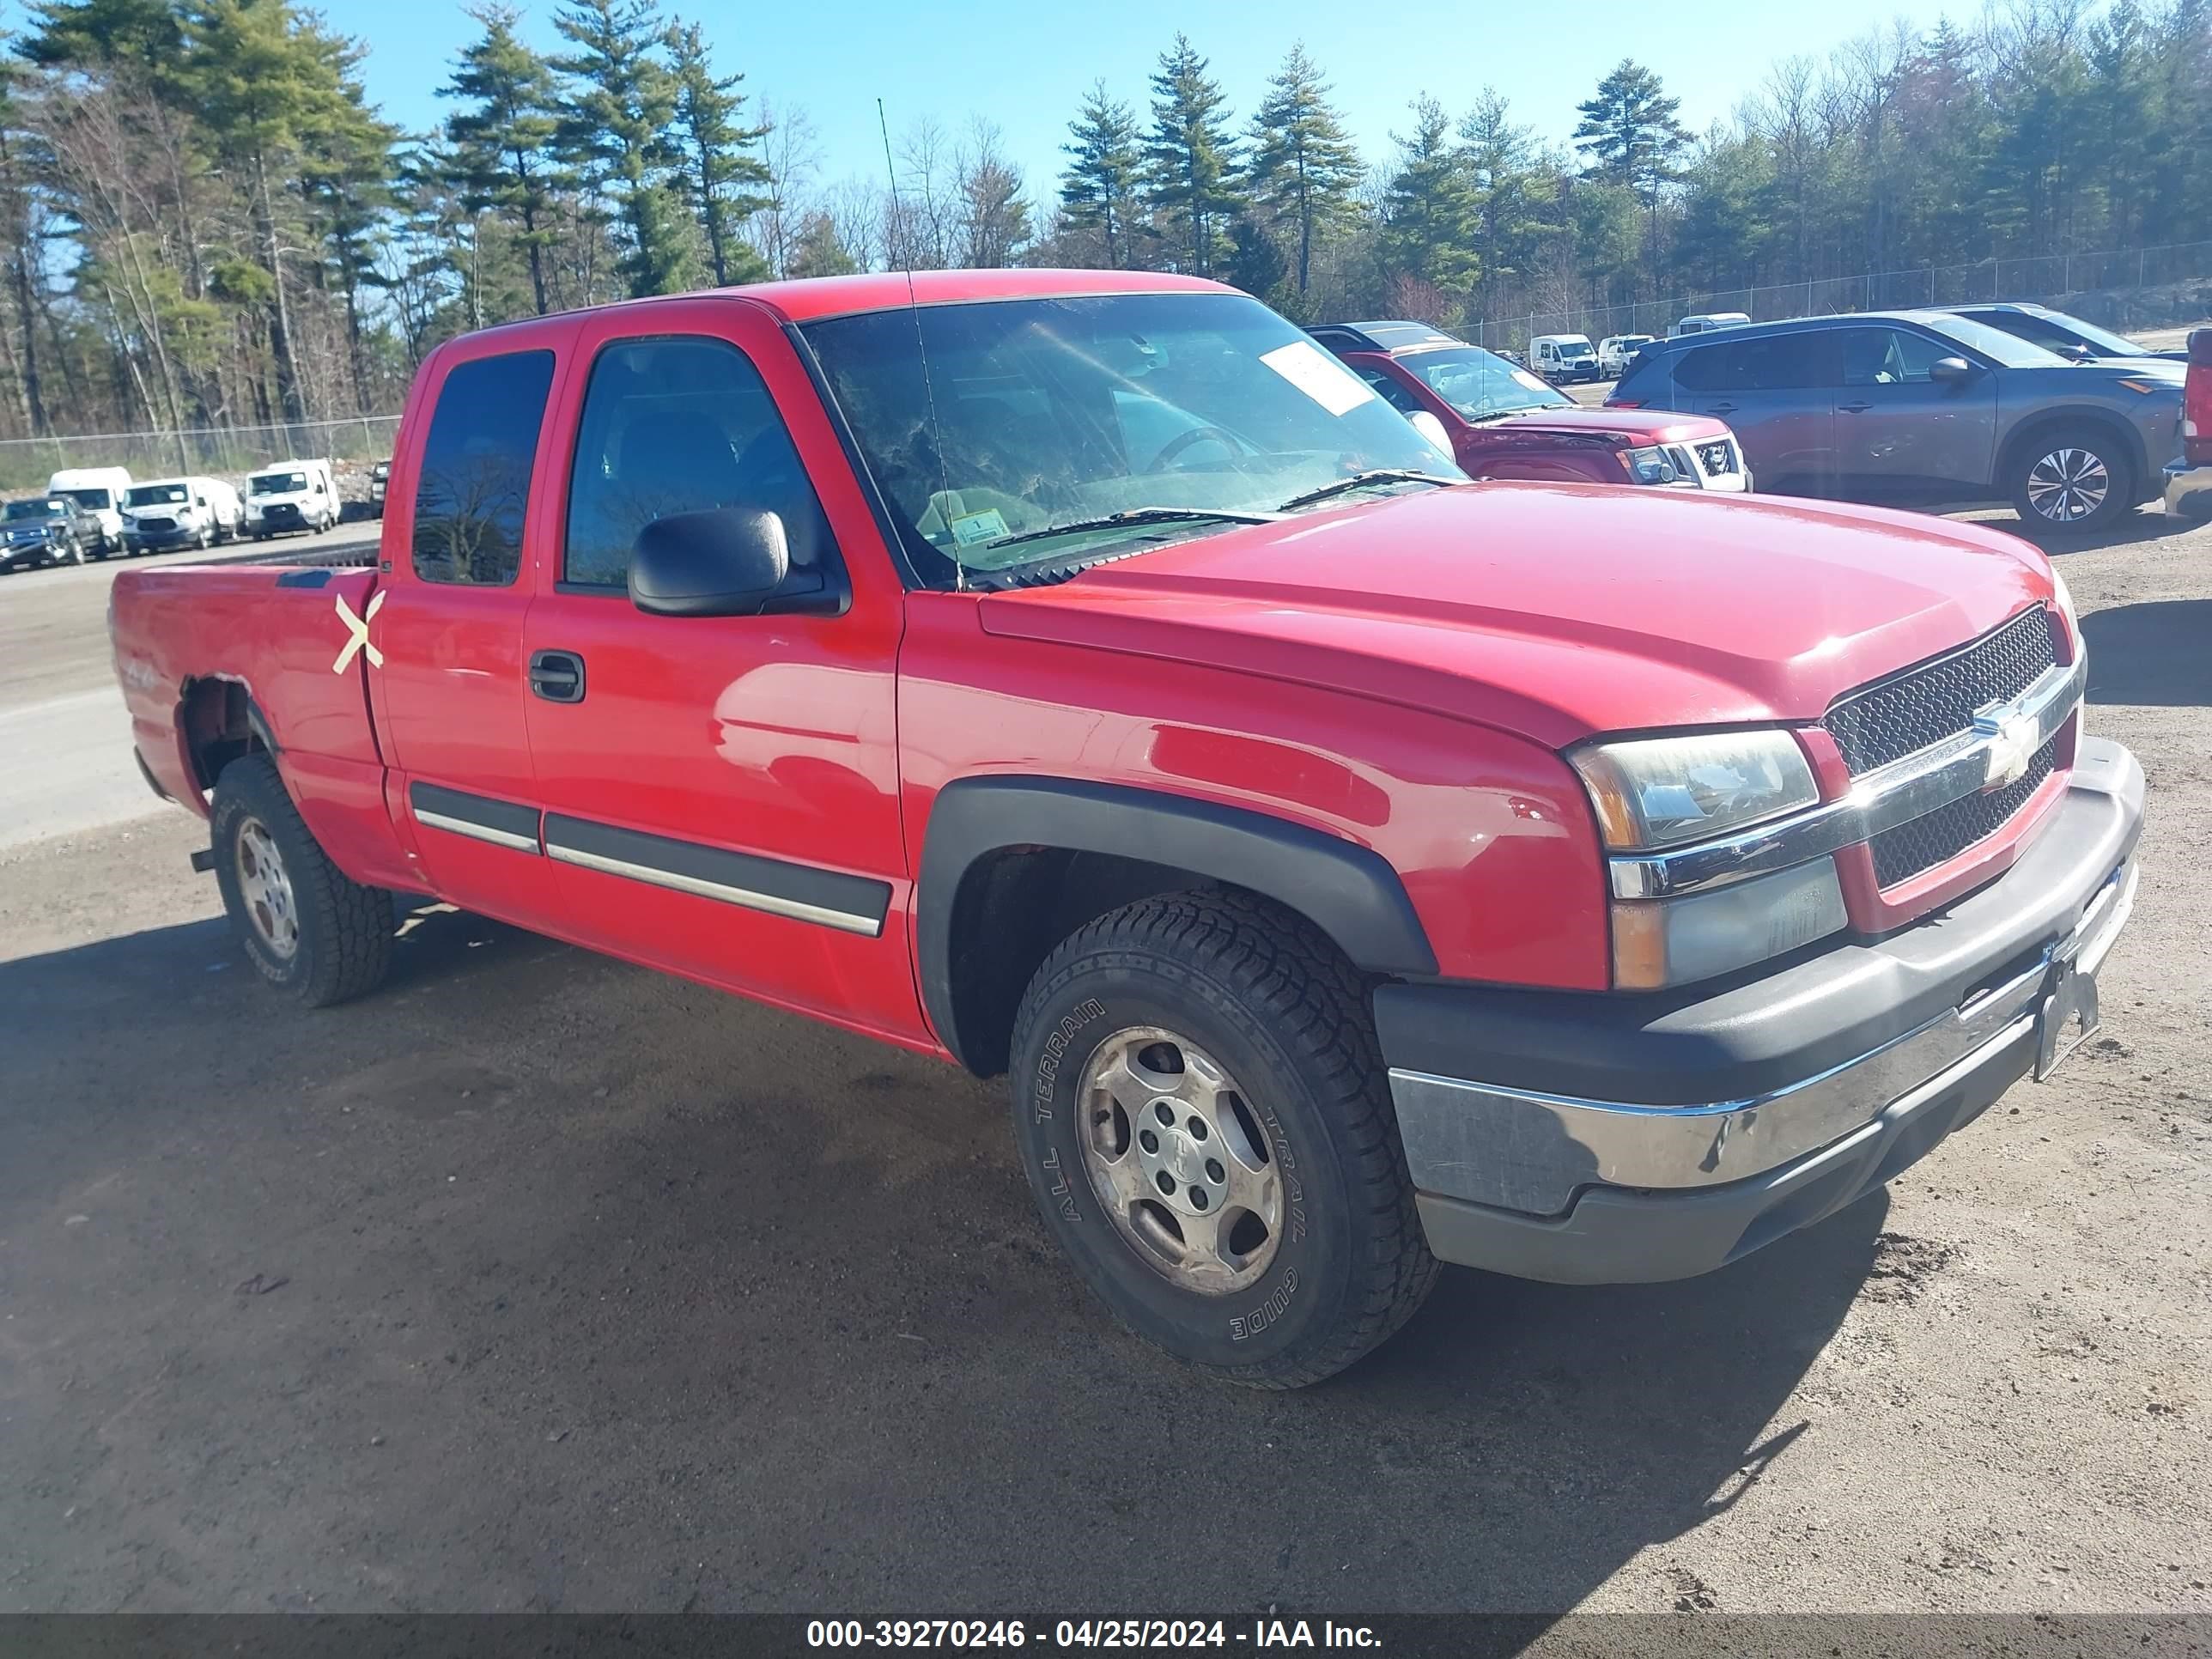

{"left": 0, "top": 415, "right": 401, "bottom": 495}
{"left": 1469, "top": 240, "right": 2212, "bottom": 354}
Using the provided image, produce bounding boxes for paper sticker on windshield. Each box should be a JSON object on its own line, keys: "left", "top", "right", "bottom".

{"left": 1511, "top": 369, "right": 1549, "bottom": 392}
{"left": 950, "top": 508, "right": 1007, "bottom": 547}
{"left": 1260, "top": 341, "right": 1376, "bottom": 416}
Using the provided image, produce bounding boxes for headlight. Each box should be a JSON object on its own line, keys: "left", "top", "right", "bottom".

{"left": 1570, "top": 729, "right": 1820, "bottom": 850}
{"left": 1620, "top": 445, "right": 1685, "bottom": 485}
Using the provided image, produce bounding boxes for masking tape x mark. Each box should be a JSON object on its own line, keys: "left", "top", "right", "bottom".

{"left": 333, "top": 590, "right": 385, "bottom": 673}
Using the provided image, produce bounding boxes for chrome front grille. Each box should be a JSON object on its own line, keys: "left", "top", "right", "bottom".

{"left": 1825, "top": 607, "right": 2063, "bottom": 887}
{"left": 1869, "top": 737, "right": 2058, "bottom": 886}
{"left": 1824, "top": 607, "right": 2057, "bottom": 775}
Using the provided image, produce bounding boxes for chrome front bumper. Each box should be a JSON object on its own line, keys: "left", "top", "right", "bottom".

{"left": 1386, "top": 738, "right": 2144, "bottom": 1281}
{"left": 1391, "top": 855, "right": 2135, "bottom": 1214}
{"left": 2164, "top": 457, "right": 2212, "bottom": 519}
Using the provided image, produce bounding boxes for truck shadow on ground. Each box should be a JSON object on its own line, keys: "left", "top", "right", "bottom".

{"left": 3, "top": 902, "right": 1886, "bottom": 1615}
{"left": 2081, "top": 599, "right": 2212, "bottom": 706}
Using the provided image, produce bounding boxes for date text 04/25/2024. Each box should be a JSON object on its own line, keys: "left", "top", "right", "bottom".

{"left": 805, "top": 1620, "right": 1382, "bottom": 1649}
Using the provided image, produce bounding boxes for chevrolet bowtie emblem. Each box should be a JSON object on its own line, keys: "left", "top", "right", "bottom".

{"left": 332, "top": 591, "right": 386, "bottom": 673}
{"left": 1973, "top": 707, "right": 2039, "bottom": 793}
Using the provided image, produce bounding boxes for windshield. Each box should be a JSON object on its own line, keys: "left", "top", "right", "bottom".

{"left": 1914, "top": 313, "right": 2069, "bottom": 368}
{"left": 1401, "top": 346, "right": 1571, "bottom": 418}
{"left": 800, "top": 291, "right": 1462, "bottom": 583}
{"left": 4, "top": 498, "right": 64, "bottom": 520}
{"left": 252, "top": 472, "right": 306, "bottom": 495}
{"left": 59, "top": 487, "right": 112, "bottom": 509}
{"left": 127, "top": 483, "right": 189, "bottom": 507}
{"left": 1557, "top": 340, "right": 1593, "bottom": 358}
{"left": 1986, "top": 308, "right": 2148, "bottom": 359}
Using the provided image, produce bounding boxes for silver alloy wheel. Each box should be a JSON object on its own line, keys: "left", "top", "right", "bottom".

{"left": 234, "top": 816, "right": 300, "bottom": 959}
{"left": 2025, "top": 447, "right": 2111, "bottom": 523}
{"left": 1077, "top": 1026, "right": 1284, "bottom": 1294}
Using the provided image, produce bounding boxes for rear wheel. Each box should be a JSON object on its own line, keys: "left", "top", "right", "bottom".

{"left": 210, "top": 755, "right": 393, "bottom": 1007}
{"left": 1008, "top": 891, "right": 1437, "bottom": 1389}
{"left": 2011, "top": 427, "right": 2133, "bottom": 531}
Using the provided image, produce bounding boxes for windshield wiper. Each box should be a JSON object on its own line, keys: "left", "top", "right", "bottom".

{"left": 981, "top": 506, "right": 1279, "bottom": 552}
{"left": 1272, "top": 470, "right": 1462, "bottom": 513}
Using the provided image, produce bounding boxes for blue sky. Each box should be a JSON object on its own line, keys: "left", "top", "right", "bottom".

{"left": 323, "top": 0, "right": 1969, "bottom": 197}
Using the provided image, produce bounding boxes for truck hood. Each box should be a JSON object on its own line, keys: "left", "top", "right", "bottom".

{"left": 977, "top": 482, "right": 2054, "bottom": 748}
{"left": 1484, "top": 405, "right": 1731, "bottom": 443}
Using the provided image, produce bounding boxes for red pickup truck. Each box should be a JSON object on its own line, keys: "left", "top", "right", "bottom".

{"left": 111, "top": 270, "right": 2144, "bottom": 1388}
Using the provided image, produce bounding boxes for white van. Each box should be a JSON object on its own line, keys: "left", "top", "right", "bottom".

{"left": 46, "top": 465, "right": 133, "bottom": 556}
{"left": 1528, "top": 334, "right": 1600, "bottom": 384}
{"left": 1597, "top": 334, "right": 1656, "bottom": 378}
{"left": 1669, "top": 312, "right": 1751, "bottom": 338}
{"left": 242, "top": 458, "right": 339, "bottom": 539}
{"left": 121, "top": 476, "right": 243, "bottom": 555}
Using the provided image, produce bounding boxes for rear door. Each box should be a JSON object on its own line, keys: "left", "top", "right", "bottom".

{"left": 516, "top": 300, "right": 920, "bottom": 1041}
{"left": 1830, "top": 325, "right": 1998, "bottom": 505}
{"left": 1674, "top": 329, "right": 1838, "bottom": 496}
{"left": 368, "top": 332, "right": 574, "bottom": 927}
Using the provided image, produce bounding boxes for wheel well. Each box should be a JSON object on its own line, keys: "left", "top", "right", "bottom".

{"left": 945, "top": 848, "right": 1240, "bottom": 1079}
{"left": 2000, "top": 410, "right": 2145, "bottom": 497}
{"left": 179, "top": 678, "right": 270, "bottom": 795}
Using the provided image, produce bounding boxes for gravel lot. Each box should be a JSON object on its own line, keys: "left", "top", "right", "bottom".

{"left": 0, "top": 498, "right": 2207, "bottom": 1621}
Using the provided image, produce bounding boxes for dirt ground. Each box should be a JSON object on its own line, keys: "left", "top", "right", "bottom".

{"left": 0, "top": 500, "right": 2207, "bottom": 1621}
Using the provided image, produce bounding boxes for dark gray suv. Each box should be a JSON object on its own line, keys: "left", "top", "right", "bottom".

{"left": 1608, "top": 309, "right": 2186, "bottom": 530}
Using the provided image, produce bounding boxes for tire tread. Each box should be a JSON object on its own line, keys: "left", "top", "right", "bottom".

{"left": 1014, "top": 889, "right": 1437, "bottom": 1389}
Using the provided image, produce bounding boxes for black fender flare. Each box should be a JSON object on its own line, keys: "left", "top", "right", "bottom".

{"left": 915, "top": 775, "right": 1437, "bottom": 1070}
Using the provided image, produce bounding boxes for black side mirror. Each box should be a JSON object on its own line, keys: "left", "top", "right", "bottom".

{"left": 629, "top": 507, "right": 791, "bottom": 617}
{"left": 1929, "top": 356, "right": 1975, "bottom": 385}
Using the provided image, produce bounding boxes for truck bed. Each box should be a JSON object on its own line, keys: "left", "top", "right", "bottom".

{"left": 110, "top": 558, "right": 412, "bottom": 888}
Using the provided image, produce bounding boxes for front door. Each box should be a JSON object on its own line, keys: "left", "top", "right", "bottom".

{"left": 368, "top": 335, "right": 573, "bottom": 927}
{"left": 518, "top": 302, "right": 920, "bottom": 1042}
{"left": 1831, "top": 325, "right": 1998, "bottom": 505}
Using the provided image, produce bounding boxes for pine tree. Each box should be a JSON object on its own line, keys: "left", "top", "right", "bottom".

{"left": 1143, "top": 33, "right": 1243, "bottom": 277}
{"left": 17, "top": 0, "right": 181, "bottom": 71}
{"left": 552, "top": 0, "right": 695, "bottom": 298}
{"left": 179, "top": 0, "right": 374, "bottom": 425}
{"left": 441, "top": 4, "right": 570, "bottom": 316}
{"left": 1059, "top": 82, "right": 1142, "bottom": 269}
{"left": 1380, "top": 95, "right": 1477, "bottom": 295}
{"left": 665, "top": 19, "right": 770, "bottom": 287}
{"left": 787, "top": 209, "right": 857, "bottom": 278}
{"left": 1457, "top": 90, "right": 1553, "bottom": 307}
{"left": 302, "top": 73, "right": 401, "bottom": 412}
{"left": 1248, "top": 43, "right": 1359, "bottom": 295}
{"left": 1574, "top": 59, "right": 1687, "bottom": 267}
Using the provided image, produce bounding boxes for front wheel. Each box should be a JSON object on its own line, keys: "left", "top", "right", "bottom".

{"left": 210, "top": 755, "right": 393, "bottom": 1007}
{"left": 1009, "top": 891, "right": 1437, "bottom": 1389}
{"left": 2012, "top": 428, "right": 2133, "bottom": 531}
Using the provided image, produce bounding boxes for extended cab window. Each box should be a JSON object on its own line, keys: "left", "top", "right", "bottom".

{"left": 563, "top": 336, "right": 836, "bottom": 590}
{"left": 411, "top": 349, "right": 556, "bottom": 586}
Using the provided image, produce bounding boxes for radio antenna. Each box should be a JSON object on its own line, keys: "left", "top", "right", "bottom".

{"left": 879, "top": 97, "right": 963, "bottom": 592}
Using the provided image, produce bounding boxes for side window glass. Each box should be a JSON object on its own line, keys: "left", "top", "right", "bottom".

{"left": 1356, "top": 368, "right": 1424, "bottom": 416}
{"left": 1674, "top": 343, "right": 1730, "bottom": 392}
{"left": 1841, "top": 328, "right": 1944, "bottom": 387}
{"left": 564, "top": 336, "right": 837, "bottom": 590}
{"left": 411, "top": 349, "right": 556, "bottom": 586}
